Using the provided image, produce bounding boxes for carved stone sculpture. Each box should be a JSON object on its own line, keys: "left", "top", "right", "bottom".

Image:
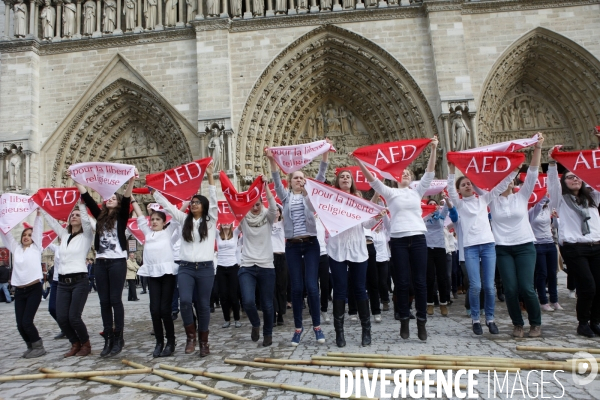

{"left": 253, "top": 0, "right": 264, "bottom": 16}
{"left": 339, "top": 106, "right": 352, "bottom": 136}
{"left": 63, "top": 0, "right": 77, "bottom": 38}
{"left": 297, "top": 0, "right": 307, "bottom": 11}
{"left": 325, "top": 102, "right": 341, "bottom": 135}
{"left": 145, "top": 0, "right": 158, "bottom": 29}
{"left": 103, "top": 0, "right": 117, "bottom": 33}
{"left": 307, "top": 114, "right": 316, "bottom": 139}
{"left": 40, "top": 0, "right": 56, "bottom": 40}
{"left": 321, "top": 0, "right": 331, "bottom": 10}
{"left": 451, "top": 110, "right": 471, "bottom": 151}
{"left": 186, "top": 0, "right": 197, "bottom": 22}
{"left": 207, "top": 0, "right": 218, "bottom": 16}
{"left": 165, "top": 0, "right": 178, "bottom": 26}
{"left": 316, "top": 111, "right": 324, "bottom": 137}
{"left": 83, "top": 0, "right": 96, "bottom": 35}
{"left": 6, "top": 147, "right": 23, "bottom": 190}
{"left": 13, "top": 0, "right": 28, "bottom": 38}
{"left": 509, "top": 104, "right": 518, "bottom": 130}
{"left": 275, "top": 0, "right": 286, "bottom": 14}
{"left": 123, "top": 0, "right": 136, "bottom": 31}
{"left": 342, "top": 0, "right": 353, "bottom": 9}
{"left": 231, "top": 0, "right": 242, "bottom": 17}
{"left": 208, "top": 128, "right": 224, "bottom": 171}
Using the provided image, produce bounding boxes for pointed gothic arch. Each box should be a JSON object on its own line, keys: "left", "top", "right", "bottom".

{"left": 477, "top": 27, "right": 600, "bottom": 151}
{"left": 235, "top": 24, "right": 437, "bottom": 180}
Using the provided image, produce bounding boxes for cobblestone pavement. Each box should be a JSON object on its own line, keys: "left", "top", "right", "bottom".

{"left": 0, "top": 273, "right": 598, "bottom": 400}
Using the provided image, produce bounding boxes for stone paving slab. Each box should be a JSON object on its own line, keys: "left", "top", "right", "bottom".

{"left": 0, "top": 273, "right": 598, "bottom": 399}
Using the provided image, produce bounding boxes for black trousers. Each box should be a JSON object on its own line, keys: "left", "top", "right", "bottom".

{"left": 561, "top": 243, "right": 600, "bottom": 324}
{"left": 366, "top": 243, "right": 381, "bottom": 315}
{"left": 14, "top": 282, "right": 43, "bottom": 344}
{"left": 274, "top": 254, "right": 288, "bottom": 317}
{"left": 127, "top": 279, "right": 138, "bottom": 300}
{"left": 148, "top": 274, "right": 176, "bottom": 340}
{"left": 57, "top": 278, "right": 90, "bottom": 344}
{"left": 376, "top": 261, "right": 390, "bottom": 302}
{"left": 141, "top": 276, "right": 148, "bottom": 292}
{"left": 95, "top": 258, "right": 127, "bottom": 332}
{"left": 427, "top": 247, "right": 450, "bottom": 304}
{"left": 216, "top": 265, "right": 241, "bottom": 321}
{"left": 317, "top": 254, "right": 329, "bottom": 313}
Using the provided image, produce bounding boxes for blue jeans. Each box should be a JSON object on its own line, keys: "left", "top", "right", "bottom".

{"left": 238, "top": 266, "right": 275, "bottom": 337}
{"left": 389, "top": 235, "right": 428, "bottom": 321}
{"left": 285, "top": 238, "right": 321, "bottom": 329}
{"left": 329, "top": 258, "right": 368, "bottom": 302}
{"left": 48, "top": 280, "right": 58, "bottom": 321}
{"left": 464, "top": 242, "right": 496, "bottom": 322}
{"left": 534, "top": 243, "right": 558, "bottom": 304}
{"left": 178, "top": 261, "right": 214, "bottom": 331}
{"left": 0, "top": 282, "right": 12, "bottom": 303}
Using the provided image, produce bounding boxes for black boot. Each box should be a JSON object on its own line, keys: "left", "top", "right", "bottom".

{"left": 153, "top": 339, "right": 164, "bottom": 358}
{"left": 417, "top": 318, "right": 427, "bottom": 341}
{"left": 100, "top": 331, "right": 114, "bottom": 358}
{"left": 333, "top": 300, "right": 346, "bottom": 348}
{"left": 110, "top": 331, "right": 124, "bottom": 356}
{"left": 160, "top": 338, "right": 176, "bottom": 357}
{"left": 357, "top": 299, "right": 371, "bottom": 346}
{"left": 400, "top": 318, "right": 410, "bottom": 339}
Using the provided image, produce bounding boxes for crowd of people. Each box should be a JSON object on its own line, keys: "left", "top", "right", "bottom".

{"left": 1, "top": 131, "right": 599, "bottom": 360}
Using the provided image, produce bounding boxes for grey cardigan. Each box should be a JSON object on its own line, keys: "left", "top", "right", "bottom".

{"left": 272, "top": 161, "right": 328, "bottom": 239}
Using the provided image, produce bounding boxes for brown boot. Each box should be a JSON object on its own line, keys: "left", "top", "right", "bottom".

{"left": 199, "top": 330, "right": 210, "bottom": 357}
{"left": 64, "top": 342, "right": 81, "bottom": 358}
{"left": 184, "top": 324, "right": 197, "bottom": 354}
{"left": 75, "top": 340, "right": 91, "bottom": 356}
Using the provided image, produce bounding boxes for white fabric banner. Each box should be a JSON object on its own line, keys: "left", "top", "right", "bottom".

{"left": 410, "top": 179, "right": 447, "bottom": 196}
{"left": 0, "top": 194, "right": 38, "bottom": 234}
{"left": 304, "top": 179, "right": 384, "bottom": 237}
{"left": 268, "top": 140, "right": 335, "bottom": 174}
{"left": 69, "top": 162, "right": 136, "bottom": 200}
{"left": 459, "top": 133, "right": 539, "bottom": 153}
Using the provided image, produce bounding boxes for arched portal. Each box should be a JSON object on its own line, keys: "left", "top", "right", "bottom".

{"left": 236, "top": 24, "right": 437, "bottom": 181}
{"left": 477, "top": 28, "right": 600, "bottom": 152}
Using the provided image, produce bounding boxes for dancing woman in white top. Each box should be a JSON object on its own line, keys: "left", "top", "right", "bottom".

{"left": 354, "top": 136, "right": 438, "bottom": 341}
{"left": 547, "top": 135, "right": 600, "bottom": 338}
{"left": 0, "top": 211, "right": 46, "bottom": 358}
{"left": 215, "top": 222, "right": 241, "bottom": 328}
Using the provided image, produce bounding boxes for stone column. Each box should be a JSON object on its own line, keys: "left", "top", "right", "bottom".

{"left": 2, "top": 1, "right": 11, "bottom": 40}
{"left": 243, "top": 0, "right": 251, "bottom": 18}
{"left": 176, "top": 0, "right": 183, "bottom": 26}
{"left": 24, "top": 151, "right": 31, "bottom": 193}
{"left": 332, "top": 0, "right": 341, "bottom": 11}
{"left": 135, "top": 0, "right": 143, "bottom": 31}
{"left": 0, "top": 155, "right": 4, "bottom": 192}
{"left": 74, "top": 0, "right": 81, "bottom": 38}
{"left": 54, "top": 0, "right": 62, "bottom": 40}
{"left": 155, "top": 0, "right": 163, "bottom": 28}
{"left": 287, "top": 0, "right": 295, "bottom": 14}
{"left": 195, "top": 0, "right": 203, "bottom": 19}
{"left": 92, "top": 0, "right": 102, "bottom": 36}
{"left": 27, "top": 0, "right": 36, "bottom": 37}
{"left": 469, "top": 112, "right": 478, "bottom": 148}
{"left": 309, "top": 0, "right": 318, "bottom": 13}
{"left": 114, "top": 0, "right": 123, "bottom": 34}
{"left": 265, "top": 0, "right": 273, "bottom": 16}
{"left": 220, "top": 0, "right": 228, "bottom": 17}
{"left": 355, "top": 0, "right": 363, "bottom": 9}
{"left": 378, "top": 0, "right": 387, "bottom": 8}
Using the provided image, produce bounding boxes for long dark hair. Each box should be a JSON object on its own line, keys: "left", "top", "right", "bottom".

{"left": 560, "top": 172, "right": 597, "bottom": 208}
{"left": 67, "top": 209, "right": 83, "bottom": 237}
{"left": 182, "top": 194, "right": 210, "bottom": 243}
{"left": 97, "top": 193, "right": 123, "bottom": 235}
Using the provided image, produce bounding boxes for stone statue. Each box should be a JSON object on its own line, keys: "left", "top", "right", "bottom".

{"left": 103, "top": 0, "right": 117, "bottom": 32}
{"left": 83, "top": 0, "right": 96, "bottom": 35}
{"left": 321, "top": 0, "right": 331, "bottom": 10}
{"left": 297, "top": 0, "right": 308, "bottom": 10}
{"left": 123, "top": 0, "right": 136, "bottom": 31}
{"left": 63, "top": 0, "right": 77, "bottom": 38}
{"left": 207, "top": 0, "right": 219, "bottom": 16}
{"left": 147, "top": 137, "right": 158, "bottom": 154}
{"left": 348, "top": 111, "right": 358, "bottom": 135}
{"left": 231, "top": 0, "right": 242, "bottom": 17}
{"left": 534, "top": 103, "right": 545, "bottom": 128}
{"left": 6, "top": 147, "right": 22, "bottom": 190}
{"left": 519, "top": 101, "right": 533, "bottom": 129}
{"left": 118, "top": 140, "right": 126, "bottom": 157}
{"left": 165, "top": 0, "right": 178, "bottom": 26}
{"left": 342, "top": 0, "right": 353, "bottom": 9}
{"left": 339, "top": 106, "right": 351, "bottom": 136}
{"left": 253, "top": 0, "right": 264, "bottom": 16}
{"left": 509, "top": 104, "right": 518, "bottom": 130}
{"left": 307, "top": 114, "right": 316, "bottom": 139}
{"left": 145, "top": 0, "right": 157, "bottom": 29}
{"left": 40, "top": 0, "right": 56, "bottom": 40}
{"left": 501, "top": 107, "right": 510, "bottom": 131}
{"left": 316, "top": 112, "right": 324, "bottom": 137}
{"left": 451, "top": 110, "right": 471, "bottom": 151}
{"left": 325, "top": 102, "right": 341, "bottom": 135}
{"left": 275, "top": 0, "right": 286, "bottom": 14}
{"left": 13, "top": 0, "right": 28, "bottom": 38}
{"left": 208, "top": 129, "right": 224, "bottom": 171}
{"left": 186, "top": 0, "right": 196, "bottom": 22}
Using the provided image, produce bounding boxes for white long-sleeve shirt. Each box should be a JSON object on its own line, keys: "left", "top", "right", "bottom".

{"left": 372, "top": 214, "right": 390, "bottom": 262}
{"left": 447, "top": 171, "right": 516, "bottom": 248}
{"left": 315, "top": 216, "right": 328, "bottom": 256}
{"left": 327, "top": 217, "right": 378, "bottom": 263}
{"left": 528, "top": 200, "right": 554, "bottom": 244}
{"left": 370, "top": 171, "right": 435, "bottom": 238}
{"left": 216, "top": 228, "right": 240, "bottom": 267}
{"left": 154, "top": 187, "right": 218, "bottom": 262}
{"left": 547, "top": 165, "right": 600, "bottom": 244}
{"left": 43, "top": 203, "right": 94, "bottom": 275}
{"left": 0, "top": 215, "right": 43, "bottom": 287}
{"left": 488, "top": 167, "right": 537, "bottom": 246}
{"left": 137, "top": 216, "right": 179, "bottom": 277}
{"left": 46, "top": 243, "right": 60, "bottom": 281}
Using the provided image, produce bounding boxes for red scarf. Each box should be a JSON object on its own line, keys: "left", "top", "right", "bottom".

{"left": 31, "top": 188, "right": 80, "bottom": 221}
{"left": 551, "top": 147, "right": 600, "bottom": 190}
{"left": 145, "top": 158, "right": 212, "bottom": 201}
{"left": 447, "top": 151, "right": 525, "bottom": 191}
{"left": 220, "top": 171, "right": 264, "bottom": 221}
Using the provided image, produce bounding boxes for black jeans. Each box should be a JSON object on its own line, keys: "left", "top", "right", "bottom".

{"left": 366, "top": 243, "right": 381, "bottom": 315}
{"left": 95, "top": 258, "right": 127, "bottom": 332}
{"left": 217, "top": 265, "right": 241, "bottom": 321}
{"left": 141, "top": 276, "right": 148, "bottom": 292}
{"left": 148, "top": 274, "right": 176, "bottom": 341}
{"left": 561, "top": 243, "right": 600, "bottom": 324}
{"left": 317, "top": 254, "right": 329, "bottom": 313}
{"left": 390, "top": 235, "right": 428, "bottom": 321}
{"left": 14, "top": 282, "right": 43, "bottom": 344}
{"left": 89, "top": 276, "right": 97, "bottom": 292}
{"left": 48, "top": 280, "right": 58, "bottom": 322}
{"left": 127, "top": 279, "right": 138, "bottom": 300}
{"left": 57, "top": 278, "right": 90, "bottom": 344}
{"left": 376, "top": 261, "right": 390, "bottom": 303}
{"left": 427, "top": 247, "right": 449, "bottom": 304}
{"left": 274, "top": 254, "right": 289, "bottom": 317}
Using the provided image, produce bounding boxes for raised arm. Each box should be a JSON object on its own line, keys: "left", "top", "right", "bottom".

{"left": 425, "top": 136, "right": 439, "bottom": 173}
{"left": 78, "top": 202, "right": 93, "bottom": 237}
{"left": 130, "top": 196, "right": 144, "bottom": 218}
{"left": 352, "top": 155, "right": 376, "bottom": 183}
{"left": 136, "top": 215, "right": 151, "bottom": 236}
{"left": 482, "top": 170, "right": 518, "bottom": 204}
{"left": 208, "top": 185, "right": 218, "bottom": 223}
{"left": 266, "top": 149, "right": 289, "bottom": 203}
{"left": 547, "top": 145, "right": 562, "bottom": 211}
{"left": 153, "top": 191, "right": 187, "bottom": 225}
{"left": 265, "top": 182, "right": 278, "bottom": 224}
{"left": 446, "top": 162, "right": 460, "bottom": 208}
{"left": 42, "top": 210, "right": 68, "bottom": 238}
{"left": 123, "top": 168, "right": 137, "bottom": 198}
{"left": 32, "top": 211, "right": 43, "bottom": 249}
{"left": 0, "top": 229, "right": 18, "bottom": 253}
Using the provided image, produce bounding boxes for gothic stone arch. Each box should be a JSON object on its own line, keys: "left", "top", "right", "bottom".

{"left": 46, "top": 78, "right": 194, "bottom": 188}
{"left": 477, "top": 27, "right": 600, "bottom": 153}
{"left": 236, "top": 24, "right": 438, "bottom": 182}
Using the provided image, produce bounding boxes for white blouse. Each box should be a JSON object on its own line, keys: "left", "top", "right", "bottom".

{"left": 216, "top": 228, "right": 240, "bottom": 267}
{"left": 136, "top": 216, "right": 179, "bottom": 277}
{"left": 271, "top": 221, "right": 285, "bottom": 254}
{"left": 0, "top": 215, "right": 43, "bottom": 287}
{"left": 327, "top": 218, "right": 378, "bottom": 263}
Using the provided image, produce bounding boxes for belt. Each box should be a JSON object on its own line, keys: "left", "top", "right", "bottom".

{"left": 287, "top": 236, "right": 316, "bottom": 243}
{"left": 563, "top": 241, "right": 600, "bottom": 247}
{"left": 180, "top": 261, "right": 213, "bottom": 268}
{"left": 58, "top": 273, "right": 88, "bottom": 284}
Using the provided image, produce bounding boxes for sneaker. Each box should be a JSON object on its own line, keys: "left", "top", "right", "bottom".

{"left": 382, "top": 302, "right": 390, "bottom": 311}
{"left": 291, "top": 328, "right": 303, "bottom": 346}
{"left": 466, "top": 309, "right": 471, "bottom": 317}
{"left": 569, "top": 290, "right": 576, "bottom": 299}
{"left": 171, "top": 312, "right": 178, "bottom": 321}
{"left": 472, "top": 322, "right": 483, "bottom": 335}
{"left": 529, "top": 325, "right": 542, "bottom": 338}
{"left": 427, "top": 305, "right": 434, "bottom": 315}
{"left": 350, "top": 314, "right": 357, "bottom": 322}
{"left": 313, "top": 327, "right": 325, "bottom": 344}
{"left": 222, "top": 321, "right": 231, "bottom": 328}
{"left": 486, "top": 321, "right": 499, "bottom": 334}
{"left": 321, "top": 311, "right": 330, "bottom": 323}
{"left": 540, "top": 303, "right": 553, "bottom": 312}
{"left": 374, "top": 314, "right": 382, "bottom": 323}
{"left": 512, "top": 325, "right": 524, "bottom": 338}
{"left": 551, "top": 303, "right": 563, "bottom": 311}
{"left": 286, "top": 302, "right": 292, "bottom": 309}
{"left": 234, "top": 320, "right": 242, "bottom": 328}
